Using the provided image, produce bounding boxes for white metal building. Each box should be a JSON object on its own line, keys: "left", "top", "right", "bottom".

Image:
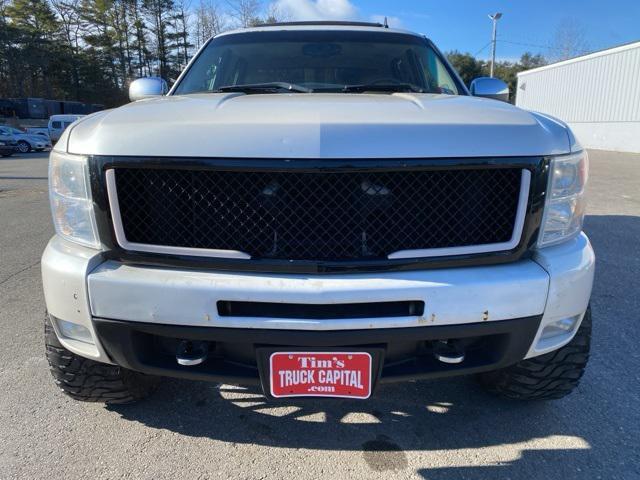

{"left": 516, "top": 41, "right": 640, "bottom": 153}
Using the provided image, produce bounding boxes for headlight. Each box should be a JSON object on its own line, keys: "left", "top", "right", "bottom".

{"left": 538, "top": 151, "right": 588, "bottom": 247}
{"left": 49, "top": 150, "right": 100, "bottom": 248}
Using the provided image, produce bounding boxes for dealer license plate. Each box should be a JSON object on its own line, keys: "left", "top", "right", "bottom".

{"left": 269, "top": 351, "right": 372, "bottom": 399}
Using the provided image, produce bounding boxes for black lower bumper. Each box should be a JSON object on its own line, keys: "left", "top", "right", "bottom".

{"left": 92, "top": 316, "right": 541, "bottom": 395}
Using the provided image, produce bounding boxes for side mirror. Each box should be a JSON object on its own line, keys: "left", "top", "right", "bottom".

{"left": 129, "top": 77, "right": 168, "bottom": 102}
{"left": 469, "top": 77, "right": 509, "bottom": 102}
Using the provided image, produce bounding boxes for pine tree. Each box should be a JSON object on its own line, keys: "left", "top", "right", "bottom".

{"left": 0, "top": 0, "right": 286, "bottom": 107}
{"left": 141, "top": 0, "right": 174, "bottom": 79}
{"left": 5, "top": 0, "right": 61, "bottom": 97}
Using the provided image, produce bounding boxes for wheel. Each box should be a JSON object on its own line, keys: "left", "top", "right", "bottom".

{"left": 45, "top": 313, "right": 160, "bottom": 404}
{"left": 17, "top": 140, "right": 31, "bottom": 153}
{"left": 479, "top": 307, "right": 591, "bottom": 400}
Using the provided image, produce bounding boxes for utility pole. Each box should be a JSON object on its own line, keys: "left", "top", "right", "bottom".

{"left": 488, "top": 12, "right": 502, "bottom": 77}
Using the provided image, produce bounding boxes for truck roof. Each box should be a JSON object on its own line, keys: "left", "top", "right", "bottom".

{"left": 216, "top": 20, "right": 421, "bottom": 39}
{"left": 261, "top": 21, "right": 389, "bottom": 28}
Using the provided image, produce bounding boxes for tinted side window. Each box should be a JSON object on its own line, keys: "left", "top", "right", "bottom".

{"left": 51, "top": 121, "right": 62, "bottom": 129}
{"left": 63, "top": 122, "right": 73, "bottom": 128}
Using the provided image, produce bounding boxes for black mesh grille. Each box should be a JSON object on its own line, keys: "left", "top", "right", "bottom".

{"left": 113, "top": 166, "right": 523, "bottom": 261}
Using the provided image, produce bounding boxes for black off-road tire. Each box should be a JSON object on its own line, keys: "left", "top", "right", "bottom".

{"left": 479, "top": 307, "right": 591, "bottom": 400}
{"left": 45, "top": 314, "right": 159, "bottom": 404}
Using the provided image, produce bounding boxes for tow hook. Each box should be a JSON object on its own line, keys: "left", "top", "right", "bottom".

{"left": 176, "top": 340, "right": 209, "bottom": 366}
{"left": 432, "top": 340, "right": 465, "bottom": 364}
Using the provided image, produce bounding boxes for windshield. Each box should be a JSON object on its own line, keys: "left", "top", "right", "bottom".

{"left": 173, "top": 30, "right": 460, "bottom": 95}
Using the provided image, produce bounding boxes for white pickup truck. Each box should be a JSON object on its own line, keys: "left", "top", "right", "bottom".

{"left": 42, "top": 21, "right": 593, "bottom": 404}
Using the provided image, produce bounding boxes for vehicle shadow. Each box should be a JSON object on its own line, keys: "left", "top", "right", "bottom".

{"left": 106, "top": 214, "right": 639, "bottom": 478}
{"left": 108, "top": 377, "right": 608, "bottom": 478}
{"left": 108, "top": 376, "right": 561, "bottom": 448}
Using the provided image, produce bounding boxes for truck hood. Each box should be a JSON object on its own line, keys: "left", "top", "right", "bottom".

{"left": 64, "top": 93, "right": 573, "bottom": 158}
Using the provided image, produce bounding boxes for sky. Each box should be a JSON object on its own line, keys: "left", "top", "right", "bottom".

{"left": 272, "top": 0, "right": 640, "bottom": 62}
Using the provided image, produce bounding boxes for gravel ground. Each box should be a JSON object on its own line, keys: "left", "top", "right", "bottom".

{"left": 0, "top": 150, "right": 638, "bottom": 480}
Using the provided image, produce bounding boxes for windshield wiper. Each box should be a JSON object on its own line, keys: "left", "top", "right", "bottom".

{"left": 216, "top": 82, "right": 312, "bottom": 93}
{"left": 342, "top": 83, "right": 425, "bottom": 93}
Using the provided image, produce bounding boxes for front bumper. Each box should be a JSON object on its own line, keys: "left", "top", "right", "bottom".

{"left": 41, "top": 233, "right": 595, "bottom": 382}
{"left": 90, "top": 315, "right": 542, "bottom": 389}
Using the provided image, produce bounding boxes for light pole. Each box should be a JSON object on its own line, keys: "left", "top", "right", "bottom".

{"left": 488, "top": 12, "right": 502, "bottom": 77}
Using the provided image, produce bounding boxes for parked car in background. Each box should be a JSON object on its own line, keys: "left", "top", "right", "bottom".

{"left": 48, "top": 114, "right": 85, "bottom": 143}
{"left": 0, "top": 129, "right": 17, "bottom": 157}
{"left": 0, "top": 126, "right": 52, "bottom": 153}
{"left": 25, "top": 127, "right": 51, "bottom": 138}
{"left": 0, "top": 141, "right": 15, "bottom": 157}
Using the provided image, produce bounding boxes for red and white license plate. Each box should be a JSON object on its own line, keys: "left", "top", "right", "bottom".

{"left": 269, "top": 351, "right": 372, "bottom": 399}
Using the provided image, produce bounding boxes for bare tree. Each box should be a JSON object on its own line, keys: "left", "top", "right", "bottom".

{"left": 194, "top": 0, "right": 228, "bottom": 46}
{"left": 51, "top": 0, "right": 82, "bottom": 52}
{"left": 265, "top": 2, "right": 287, "bottom": 23}
{"left": 549, "top": 20, "right": 590, "bottom": 61}
{"left": 226, "top": 0, "right": 261, "bottom": 28}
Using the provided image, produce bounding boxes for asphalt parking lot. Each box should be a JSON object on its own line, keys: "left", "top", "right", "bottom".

{"left": 1, "top": 150, "right": 639, "bottom": 480}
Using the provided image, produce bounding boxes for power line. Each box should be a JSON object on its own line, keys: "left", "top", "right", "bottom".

{"left": 499, "top": 39, "right": 559, "bottom": 50}
{"left": 473, "top": 41, "right": 493, "bottom": 57}
{"left": 459, "top": 38, "right": 591, "bottom": 60}
{"left": 498, "top": 38, "right": 591, "bottom": 55}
